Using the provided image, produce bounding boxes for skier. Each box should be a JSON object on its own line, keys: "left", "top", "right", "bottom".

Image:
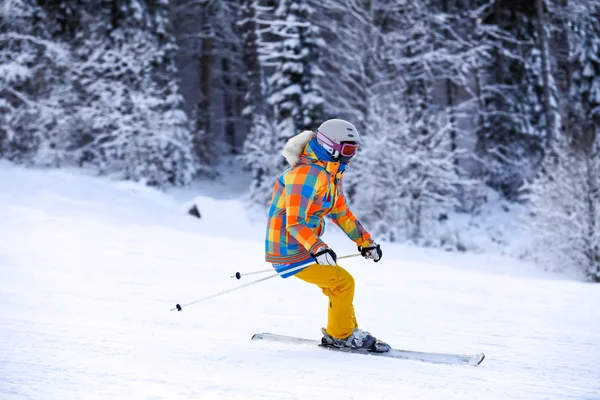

{"left": 265, "top": 119, "right": 390, "bottom": 353}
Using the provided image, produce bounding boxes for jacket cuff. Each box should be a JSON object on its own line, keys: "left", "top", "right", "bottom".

{"left": 308, "top": 240, "right": 325, "bottom": 254}
{"left": 356, "top": 236, "right": 373, "bottom": 248}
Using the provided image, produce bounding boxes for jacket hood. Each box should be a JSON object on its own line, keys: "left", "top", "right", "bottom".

{"left": 281, "top": 131, "right": 347, "bottom": 168}
{"left": 281, "top": 130, "right": 315, "bottom": 166}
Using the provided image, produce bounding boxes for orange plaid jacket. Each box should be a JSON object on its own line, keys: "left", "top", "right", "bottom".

{"left": 265, "top": 141, "right": 373, "bottom": 267}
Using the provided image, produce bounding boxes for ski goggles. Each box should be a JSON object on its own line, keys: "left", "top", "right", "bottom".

{"left": 316, "top": 130, "right": 359, "bottom": 158}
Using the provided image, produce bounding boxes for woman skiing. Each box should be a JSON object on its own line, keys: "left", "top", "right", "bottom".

{"left": 265, "top": 119, "right": 389, "bottom": 352}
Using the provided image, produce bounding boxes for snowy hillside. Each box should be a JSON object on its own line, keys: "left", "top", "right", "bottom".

{"left": 0, "top": 163, "right": 598, "bottom": 400}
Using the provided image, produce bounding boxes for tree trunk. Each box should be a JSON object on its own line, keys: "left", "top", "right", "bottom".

{"left": 493, "top": 0, "right": 505, "bottom": 85}
{"left": 584, "top": 154, "right": 600, "bottom": 282}
{"left": 197, "top": 39, "right": 213, "bottom": 137}
{"left": 474, "top": 70, "right": 487, "bottom": 158}
{"left": 195, "top": 8, "right": 213, "bottom": 161}
{"left": 221, "top": 53, "right": 237, "bottom": 154}
{"left": 536, "top": 0, "right": 553, "bottom": 150}
{"left": 362, "top": 0, "right": 374, "bottom": 133}
{"left": 549, "top": 0, "right": 571, "bottom": 139}
{"left": 240, "top": 0, "right": 263, "bottom": 120}
{"left": 442, "top": 0, "right": 458, "bottom": 168}
{"left": 470, "top": 0, "right": 487, "bottom": 166}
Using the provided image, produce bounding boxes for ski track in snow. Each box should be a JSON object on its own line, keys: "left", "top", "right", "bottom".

{"left": 0, "top": 163, "right": 599, "bottom": 400}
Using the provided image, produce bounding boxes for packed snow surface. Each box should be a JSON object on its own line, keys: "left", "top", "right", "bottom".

{"left": 0, "top": 163, "right": 598, "bottom": 400}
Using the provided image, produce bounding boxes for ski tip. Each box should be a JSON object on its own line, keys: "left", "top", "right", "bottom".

{"left": 473, "top": 353, "right": 485, "bottom": 366}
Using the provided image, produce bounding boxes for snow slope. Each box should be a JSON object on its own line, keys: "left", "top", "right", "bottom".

{"left": 0, "top": 162, "right": 598, "bottom": 400}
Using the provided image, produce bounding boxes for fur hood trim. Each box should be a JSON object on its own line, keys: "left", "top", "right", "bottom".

{"left": 281, "top": 130, "right": 315, "bottom": 166}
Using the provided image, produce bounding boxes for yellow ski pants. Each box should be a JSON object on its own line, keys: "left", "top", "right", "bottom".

{"left": 295, "top": 263, "right": 358, "bottom": 339}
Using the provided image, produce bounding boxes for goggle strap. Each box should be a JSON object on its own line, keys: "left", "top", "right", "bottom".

{"left": 315, "top": 130, "right": 339, "bottom": 151}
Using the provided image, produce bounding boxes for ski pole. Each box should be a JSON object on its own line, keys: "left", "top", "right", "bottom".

{"left": 230, "top": 253, "right": 362, "bottom": 280}
{"left": 172, "top": 253, "right": 362, "bottom": 311}
{"left": 172, "top": 262, "right": 309, "bottom": 311}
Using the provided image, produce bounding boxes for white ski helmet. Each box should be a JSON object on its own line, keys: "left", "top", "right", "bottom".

{"left": 315, "top": 119, "right": 360, "bottom": 163}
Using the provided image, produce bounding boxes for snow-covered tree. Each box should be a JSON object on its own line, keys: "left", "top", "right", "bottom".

{"left": 239, "top": 0, "right": 263, "bottom": 123}
{"left": 313, "top": 0, "right": 384, "bottom": 133}
{"left": 260, "top": 0, "right": 325, "bottom": 137}
{"left": 171, "top": 0, "right": 246, "bottom": 165}
{"left": 239, "top": 1, "right": 281, "bottom": 207}
{"left": 241, "top": 113, "right": 282, "bottom": 207}
{"left": 343, "top": 0, "right": 465, "bottom": 243}
{"left": 349, "top": 90, "right": 463, "bottom": 245}
{"left": 241, "top": 0, "right": 326, "bottom": 207}
{"left": 569, "top": 1, "right": 600, "bottom": 154}
{"left": 474, "top": 0, "right": 561, "bottom": 199}
{"left": 0, "top": 0, "right": 78, "bottom": 166}
{"left": 74, "top": 0, "right": 196, "bottom": 186}
{"left": 524, "top": 1, "right": 600, "bottom": 281}
{"left": 525, "top": 140, "right": 599, "bottom": 281}
{"left": 526, "top": 0, "right": 599, "bottom": 282}
{"left": 1, "top": 0, "right": 195, "bottom": 186}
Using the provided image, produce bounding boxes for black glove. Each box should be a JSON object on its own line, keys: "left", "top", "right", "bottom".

{"left": 311, "top": 246, "right": 338, "bottom": 266}
{"left": 358, "top": 242, "right": 382, "bottom": 262}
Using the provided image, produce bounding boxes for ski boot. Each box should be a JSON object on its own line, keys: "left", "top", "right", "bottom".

{"left": 321, "top": 328, "right": 391, "bottom": 353}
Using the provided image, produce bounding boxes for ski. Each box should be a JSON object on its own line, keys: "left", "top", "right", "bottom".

{"left": 251, "top": 333, "right": 485, "bottom": 366}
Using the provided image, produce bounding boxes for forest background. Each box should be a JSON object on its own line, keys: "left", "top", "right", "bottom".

{"left": 1, "top": 0, "right": 599, "bottom": 280}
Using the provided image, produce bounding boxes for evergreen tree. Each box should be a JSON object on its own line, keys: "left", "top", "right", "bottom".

{"left": 314, "top": 0, "right": 380, "bottom": 134}
{"left": 0, "top": 0, "right": 77, "bottom": 166}
{"left": 524, "top": 2, "right": 600, "bottom": 282}
{"left": 242, "top": 0, "right": 326, "bottom": 207}
{"left": 239, "top": 0, "right": 281, "bottom": 207}
{"left": 569, "top": 1, "right": 600, "bottom": 153}
{"left": 345, "top": 0, "right": 465, "bottom": 245}
{"left": 475, "top": 0, "right": 560, "bottom": 199}
{"left": 526, "top": 140, "right": 599, "bottom": 281}
{"left": 239, "top": 0, "right": 262, "bottom": 124}
{"left": 75, "top": 0, "right": 195, "bottom": 186}
{"left": 1, "top": 0, "right": 195, "bottom": 186}
{"left": 171, "top": 0, "right": 245, "bottom": 165}
{"left": 241, "top": 113, "right": 282, "bottom": 207}
{"left": 350, "top": 92, "right": 463, "bottom": 245}
{"left": 261, "top": 0, "right": 325, "bottom": 138}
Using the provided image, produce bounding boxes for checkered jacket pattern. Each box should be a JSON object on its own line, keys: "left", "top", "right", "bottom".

{"left": 265, "top": 145, "right": 373, "bottom": 267}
